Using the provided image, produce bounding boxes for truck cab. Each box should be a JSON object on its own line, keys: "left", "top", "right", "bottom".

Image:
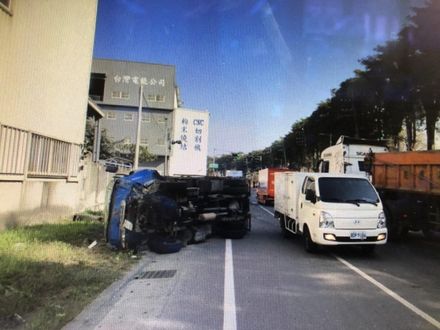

{"left": 275, "top": 172, "right": 387, "bottom": 252}
{"left": 300, "top": 174, "right": 387, "bottom": 248}
{"left": 319, "top": 136, "right": 388, "bottom": 176}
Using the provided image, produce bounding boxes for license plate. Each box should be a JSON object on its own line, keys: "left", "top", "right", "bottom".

{"left": 350, "top": 231, "right": 367, "bottom": 240}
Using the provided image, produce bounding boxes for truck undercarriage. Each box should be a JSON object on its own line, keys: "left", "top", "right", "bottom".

{"left": 106, "top": 170, "right": 251, "bottom": 253}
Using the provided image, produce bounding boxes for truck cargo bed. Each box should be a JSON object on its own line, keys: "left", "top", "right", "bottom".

{"left": 371, "top": 151, "right": 440, "bottom": 196}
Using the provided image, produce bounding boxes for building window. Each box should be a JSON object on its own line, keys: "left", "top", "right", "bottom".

{"left": 112, "top": 91, "right": 129, "bottom": 99}
{"left": 146, "top": 94, "right": 165, "bottom": 102}
{"left": 0, "top": 0, "right": 12, "bottom": 13}
{"left": 124, "top": 113, "right": 133, "bottom": 121}
{"left": 142, "top": 113, "right": 150, "bottom": 122}
{"left": 89, "top": 73, "right": 106, "bottom": 101}
{"left": 107, "top": 112, "right": 116, "bottom": 120}
{"left": 141, "top": 138, "right": 148, "bottom": 145}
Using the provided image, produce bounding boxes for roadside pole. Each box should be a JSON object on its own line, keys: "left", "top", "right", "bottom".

{"left": 134, "top": 84, "right": 143, "bottom": 170}
{"left": 164, "top": 118, "right": 168, "bottom": 176}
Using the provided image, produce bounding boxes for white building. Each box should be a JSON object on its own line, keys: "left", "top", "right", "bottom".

{"left": 0, "top": 0, "right": 98, "bottom": 229}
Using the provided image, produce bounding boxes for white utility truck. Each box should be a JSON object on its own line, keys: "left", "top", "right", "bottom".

{"left": 274, "top": 172, "right": 387, "bottom": 252}
{"left": 319, "top": 136, "right": 388, "bottom": 176}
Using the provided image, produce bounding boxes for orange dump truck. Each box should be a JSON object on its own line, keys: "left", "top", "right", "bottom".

{"left": 367, "top": 151, "right": 440, "bottom": 238}
{"left": 256, "top": 168, "right": 289, "bottom": 205}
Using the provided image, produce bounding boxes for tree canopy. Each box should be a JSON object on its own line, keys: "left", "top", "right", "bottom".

{"left": 214, "top": 0, "right": 439, "bottom": 174}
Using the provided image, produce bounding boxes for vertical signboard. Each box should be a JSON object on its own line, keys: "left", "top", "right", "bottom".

{"left": 168, "top": 108, "right": 209, "bottom": 176}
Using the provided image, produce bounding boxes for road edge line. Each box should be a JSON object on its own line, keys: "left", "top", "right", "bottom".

{"left": 334, "top": 255, "right": 440, "bottom": 329}
{"left": 260, "top": 204, "right": 439, "bottom": 329}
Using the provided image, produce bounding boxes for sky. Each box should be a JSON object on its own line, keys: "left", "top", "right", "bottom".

{"left": 93, "top": 0, "right": 425, "bottom": 156}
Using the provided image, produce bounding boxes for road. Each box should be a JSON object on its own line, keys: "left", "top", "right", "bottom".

{"left": 65, "top": 202, "right": 440, "bottom": 330}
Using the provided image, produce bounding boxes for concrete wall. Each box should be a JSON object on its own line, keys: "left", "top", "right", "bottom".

{"left": 0, "top": 156, "right": 115, "bottom": 230}
{"left": 78, "top": 157, "right": 115, "bottom": 212}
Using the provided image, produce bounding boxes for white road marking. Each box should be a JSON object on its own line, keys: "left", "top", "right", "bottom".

{"left": 259, "top": 205, "right": 275, "bottom": 216}
{"left": 259, "top": 205, "right": 440, "bottom": 329}
{"left": 335, "top": 255, "right": 440, "bottom": 329}
{"left": 223, "top": 239, "right": 237, "bottom": 330}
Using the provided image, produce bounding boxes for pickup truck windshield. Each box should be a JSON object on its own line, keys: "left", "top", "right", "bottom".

{"left": 318, "top": 178, "right": 379, "bottom": 204}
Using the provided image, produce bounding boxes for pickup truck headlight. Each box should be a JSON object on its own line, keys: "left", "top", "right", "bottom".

{"left": 319, "top": 211, "right": 334, "bottom": 228}
{"left": 377, "top": 211, "right": 386, "bottom": 228}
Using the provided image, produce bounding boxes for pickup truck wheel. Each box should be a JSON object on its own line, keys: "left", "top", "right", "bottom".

{"left": 303, "top": 227, "right": 317, "bottom": 253}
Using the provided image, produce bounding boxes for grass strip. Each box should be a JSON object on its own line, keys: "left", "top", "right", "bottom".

{"left": 0, "top": 220, "right": 136, "bottom": 329}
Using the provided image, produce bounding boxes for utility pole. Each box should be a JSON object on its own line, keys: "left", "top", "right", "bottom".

{"left": 134, "top": 84, "right": 143, "bottom": 170}
{"left": 164, "top": 118, "right": 168, "bottom": 176}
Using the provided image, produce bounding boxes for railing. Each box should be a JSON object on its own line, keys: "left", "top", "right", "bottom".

{"left": 0, "top": 125, "right": 28, "bottom": 176}
{"left": 0, "top": 123, "right": 81, "bottom": 180}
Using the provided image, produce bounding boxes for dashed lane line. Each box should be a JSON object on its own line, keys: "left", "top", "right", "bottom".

{"left": 258, "top": 205, "right": 440, "bottom": 329}
{"left": 259, "top": 205, "right": 275, "bottom": 217}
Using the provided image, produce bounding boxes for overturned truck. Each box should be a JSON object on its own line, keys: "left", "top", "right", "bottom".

{"left": 105, "top": 170, "right": 251, "bottom": 253}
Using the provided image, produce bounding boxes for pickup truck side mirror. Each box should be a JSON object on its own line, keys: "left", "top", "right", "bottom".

{"left": 305, "top": 189, "right": 317, "bottom": 203}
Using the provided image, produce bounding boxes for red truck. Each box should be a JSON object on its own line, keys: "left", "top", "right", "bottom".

{"left": 366, "top": 150, "right": 440, "bottom": 239}
{"left": 256, "top": 168, "right": 289, "bottom": 205}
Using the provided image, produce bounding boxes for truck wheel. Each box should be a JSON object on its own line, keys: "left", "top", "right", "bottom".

{"left": 384, "top": 205, "right": 406, "bottom": 241}
{"left": 279, "top": 217, "right": 289, "bottom": 238}
{"left": 303, "top": 227, "right": 317, "bottom": 253}
{"left": 148, "top": 235, "right": 183, "bottom": 254}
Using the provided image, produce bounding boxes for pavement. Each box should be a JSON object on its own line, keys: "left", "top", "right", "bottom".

{"left": 64, "top": 199, "right": 440, "bottom": 330}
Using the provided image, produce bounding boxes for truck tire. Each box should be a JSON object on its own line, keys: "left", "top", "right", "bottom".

{"left": 384, "top": 204, "right": 408, "bottom": 241}
{"left": 279, "top": 216, "right": 290, "bottom": 238}
{"left": 147, "top": 235, "right": 183, "bottom": 254}
{"left": 303, "top": 226, "right": 317, "bottom": 253}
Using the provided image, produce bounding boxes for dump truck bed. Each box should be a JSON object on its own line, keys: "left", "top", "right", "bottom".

{"left": 371, "top": 151, "right": 440, "bottom": 195}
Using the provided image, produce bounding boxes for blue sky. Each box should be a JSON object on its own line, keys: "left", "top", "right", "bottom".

{"left": 93, "top": 0, "right": 424, "bottom": 156}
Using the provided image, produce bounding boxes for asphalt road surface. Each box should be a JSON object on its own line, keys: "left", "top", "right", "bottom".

{"left": 65, "top": 202, "right": 440, "bottom": 330}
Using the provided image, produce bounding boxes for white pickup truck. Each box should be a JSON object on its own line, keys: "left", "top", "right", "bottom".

{"left": 274, "top": 172, "right": 387, "bottom": 253}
